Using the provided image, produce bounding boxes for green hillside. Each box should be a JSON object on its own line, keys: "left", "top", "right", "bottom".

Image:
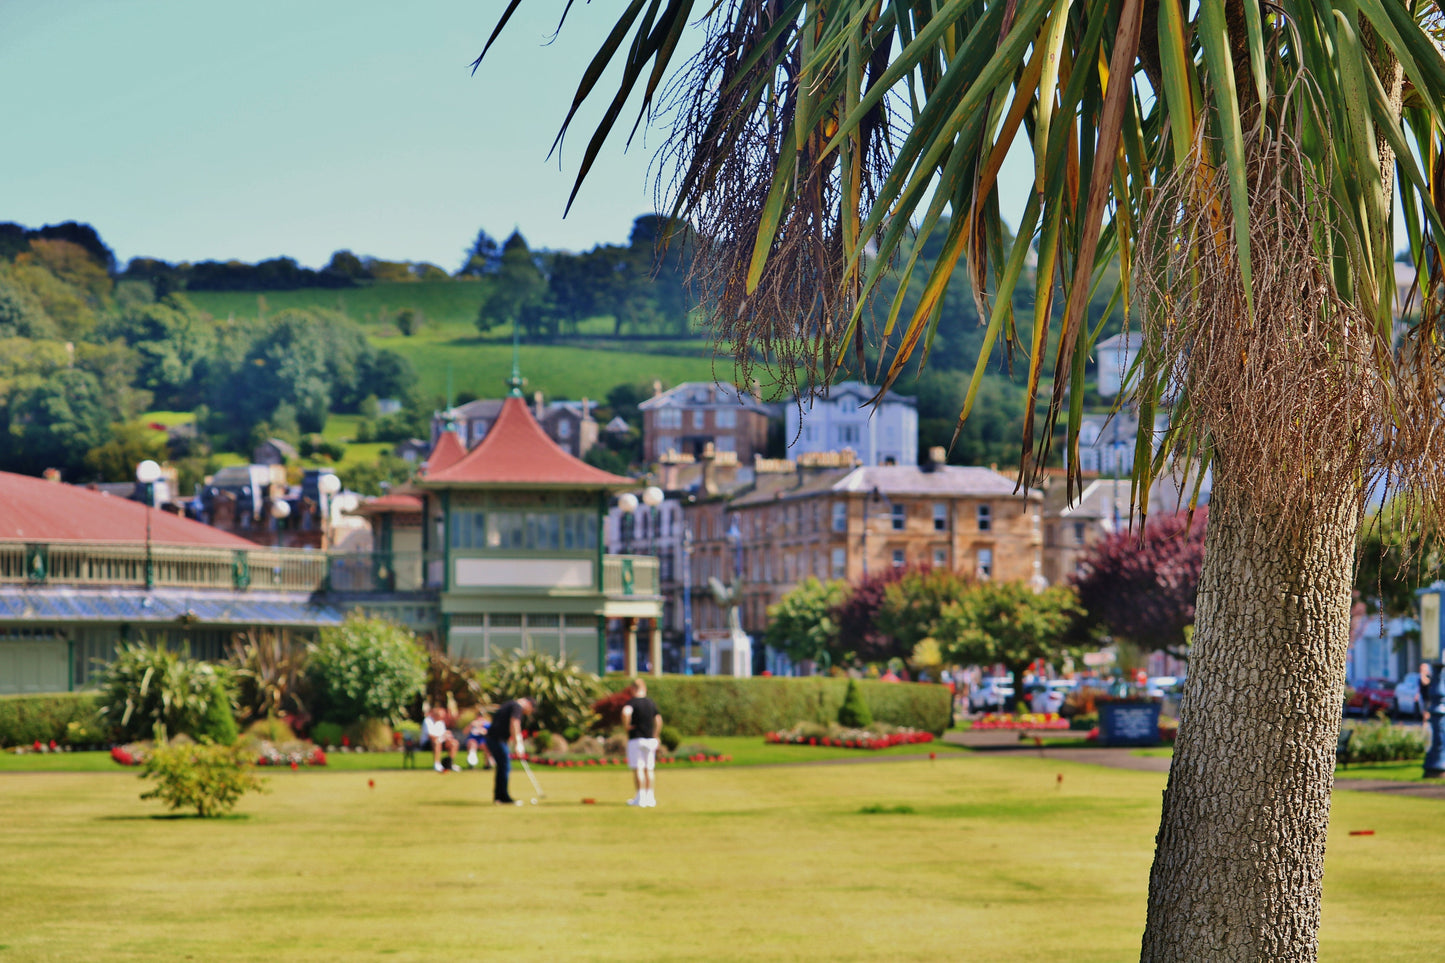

{"left": 186, "top": 282, "right": 726, "bottom": 401}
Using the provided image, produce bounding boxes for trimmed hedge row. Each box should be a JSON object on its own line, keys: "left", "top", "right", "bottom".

{"left": 599, "top": 676, "right": 951, "bottom": 736}
{"left": 0, "top": 692, "right": 105, "bottom": 747}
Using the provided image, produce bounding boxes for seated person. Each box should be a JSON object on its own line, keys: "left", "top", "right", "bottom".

{"left": 425, "top": 706, "right": 460, "bottom": 773}
{"left": 464, "top": 714, "right": 492, "bottom": 769}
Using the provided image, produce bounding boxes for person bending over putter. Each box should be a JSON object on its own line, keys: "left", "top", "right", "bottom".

{"left": 486, "top": 696, "right": 534, "bottom": 805}
{"left": 622, "top": 680, "right": 662, "bottom": 808}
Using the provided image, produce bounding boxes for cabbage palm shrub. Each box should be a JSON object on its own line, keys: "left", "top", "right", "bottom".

{"left": 479, "top": 1, "right": 1445, "bottom": 956}
{"left": 307, "top": 615, "right": 427, "bottom": 725}
{"left": 482, "top": 650, "right": 602, "bottom": 736}
{"left": 98, "top": 641, "right": 237, "bottom": 745}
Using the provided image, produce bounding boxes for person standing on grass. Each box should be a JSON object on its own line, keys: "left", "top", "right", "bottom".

{"left": 486, "top": 696, "right": 534, "bottom": 805}
{"left": 1423, "top": 663, "right": 1445, "bottom": 778}
{"left": 622, "top": 679, "right": 662, "bottom": 808}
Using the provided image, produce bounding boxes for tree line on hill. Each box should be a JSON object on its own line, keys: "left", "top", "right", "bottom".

{"left": 0, "top": 221, "right": 421, "bottom": 489}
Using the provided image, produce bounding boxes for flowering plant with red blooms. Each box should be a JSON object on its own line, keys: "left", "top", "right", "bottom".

{"left": 766, "top": 724, "right": 934, "bottom": 750}
{"left": 970, "top": 713, "right": 1070, "bottom": 731}
{"left": 254, "top": 741, "right": 328, "bottom": 767}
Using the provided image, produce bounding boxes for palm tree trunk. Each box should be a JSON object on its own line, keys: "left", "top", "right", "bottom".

{"left": 1140, "top": 476, "right": 1358, "bottom": 961}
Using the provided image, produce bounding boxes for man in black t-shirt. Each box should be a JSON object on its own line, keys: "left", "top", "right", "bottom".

{"left": 485, "top": 697, "right": 534, "bottom": 804}
{"left": 621, "top": 679, "right": 662, "bottom": 807}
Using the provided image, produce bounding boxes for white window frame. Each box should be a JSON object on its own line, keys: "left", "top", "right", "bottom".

{"left": 933, "top": 503, "right": 947, "bottom": 532}
{"left": 977, "top": 547, "right": 994, "bottom": 579}
{"left": 977, "top": 503, "right": 992, "bottom": 532}
{"left": 891, "top": 503, "right": 906, "bottom": 531}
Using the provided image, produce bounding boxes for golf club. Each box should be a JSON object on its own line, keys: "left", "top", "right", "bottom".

{"left": 518, "top": 753, "right": 546, "bottom": 800}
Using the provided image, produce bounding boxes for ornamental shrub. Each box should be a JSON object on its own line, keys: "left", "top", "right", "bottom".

{"left": 307, "top": 615, "right": 427, "bottom": 725}
{"left": 98, "top": 642, "right": 237, "bottom": 744}
{"left": 309, "top": 721, "right": 344, "bottom": 748}
{"left": 1342, "top": 720, "right": 1426, "bottom": 764}
{"left": 837, "top": 679, "right": 874, "bottom": 728}
{"left": 659, "top": 724, "right": 682, "bottom": 751}
{"left": 139, "top": 740, "right": 266, "bottom": 817}
{"left": 482, "top": 650, "right": 603, "bottom": 735}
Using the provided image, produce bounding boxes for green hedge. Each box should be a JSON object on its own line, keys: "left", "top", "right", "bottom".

{"left": 0, "top": 692, "right": 105, "bottom": 747}
{"left": 599, "top": 677, "right": 951, "bottom": 736}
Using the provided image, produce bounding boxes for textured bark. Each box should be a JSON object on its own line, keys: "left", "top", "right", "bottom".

{"left": 1140, "top": 479, "right": 1359, "bottom": 961}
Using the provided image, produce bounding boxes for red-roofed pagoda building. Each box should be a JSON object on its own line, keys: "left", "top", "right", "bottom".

{"left": 347, "top": 372, "right": 662, "bottom": 675}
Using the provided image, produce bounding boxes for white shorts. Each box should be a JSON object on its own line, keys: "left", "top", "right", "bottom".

{"left": 626, "top": 737, "right": 659, "bottom": 770}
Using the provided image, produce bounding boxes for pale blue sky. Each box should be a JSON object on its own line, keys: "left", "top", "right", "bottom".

{"left": 0, "top": 1, "right": 686, "bottom": 269}
{"left": 0, "top": 4, "right": 1406, "bottom": 271}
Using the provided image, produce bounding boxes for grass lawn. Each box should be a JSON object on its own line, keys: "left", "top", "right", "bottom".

{"left": 0, "top": 754, "right": 1435, "bottom": 961}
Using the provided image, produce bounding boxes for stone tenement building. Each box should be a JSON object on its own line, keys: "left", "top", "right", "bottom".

{"left": 683, "top": 449, "right": 1045, "bottom": 650}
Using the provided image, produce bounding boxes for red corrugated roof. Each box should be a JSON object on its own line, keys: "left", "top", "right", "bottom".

{"left": 423, "top": 430, "right": 466, "bottom": 476}
{"left": 0, "top": 472, "right": 258, "bottom": 547}
{"left": 349, "top": 493, "right": 424, "bottom": 515}
{"left": 422, "top": 396, "right": 632, "bottom": 488}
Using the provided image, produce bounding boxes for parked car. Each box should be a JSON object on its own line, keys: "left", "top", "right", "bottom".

{"left": 969, "top": 677, "right": 1015, "bottom": 712}
{"left": 1345, "top": 678, "right": 1396, "bottom": 716}
{"left": 1028, "top": 680, "right": 1075, "bottom": 714}
{"left": 1393, "top": 672, "right": 1422, "bottom": 717}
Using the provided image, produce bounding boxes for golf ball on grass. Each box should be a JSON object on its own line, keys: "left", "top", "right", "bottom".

{"left": 530, "top": 798, "right": 538, "bottom": 805}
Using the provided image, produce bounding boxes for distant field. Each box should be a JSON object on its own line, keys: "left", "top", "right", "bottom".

{"left": 185, "top": 282, "right": 728, "bottom": 402}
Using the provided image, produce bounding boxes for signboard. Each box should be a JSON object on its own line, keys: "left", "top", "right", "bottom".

{"left": 1099, "top": 702, "right": 1161, "bottom": 747}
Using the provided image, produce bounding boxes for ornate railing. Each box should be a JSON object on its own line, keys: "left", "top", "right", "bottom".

{"left": 0, "top": 542, "right": 657, "bottom": 599}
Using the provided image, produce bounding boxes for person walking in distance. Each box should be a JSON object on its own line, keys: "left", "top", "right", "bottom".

{"left": 485, "top": 696, "right": 535, "bottom": 805}
{"left": 622, "top": 679, "right": 662, "bottom": 807}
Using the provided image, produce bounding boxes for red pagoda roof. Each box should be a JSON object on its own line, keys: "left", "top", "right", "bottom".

{"left": 0, "top": 472, "right": 257, "bottom": 547}
{"left": 421, "top": 396, "right": 632, "bottom": 489}
{"left": 423, "top": 430, "right": 467, "bottom": 477}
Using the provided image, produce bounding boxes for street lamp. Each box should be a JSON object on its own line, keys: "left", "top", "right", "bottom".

{"left": 641, "top": 485, "right": 664, "bottom": 556}
{"left": 135, "top": 459, "right": 161, "bottom": 590}
{"left": 317, "top": 472, "right": 341, "bottom": 549}
{"left": 617, "top": 492, "right": 639, "bottom": 553}
{"left": 270, "top": 498, "right": 291, "bottom": 548}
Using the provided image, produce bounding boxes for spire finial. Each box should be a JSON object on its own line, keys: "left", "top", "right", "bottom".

{"left": 507, "top": 315, "right": 525, "bottom": 397}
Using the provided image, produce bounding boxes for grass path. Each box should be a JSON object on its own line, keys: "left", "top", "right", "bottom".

{"left": 0, "top": 754, "right": 1437, "bottom": 961}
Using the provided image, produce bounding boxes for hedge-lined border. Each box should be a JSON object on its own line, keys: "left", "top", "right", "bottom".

{"left": 0, "top": 693, "right": 104, "bottom": 747}
{"left": 598, "top": 677, "right": 951, "bottom": 736}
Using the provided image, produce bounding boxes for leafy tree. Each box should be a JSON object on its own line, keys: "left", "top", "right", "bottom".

{"left": 340, "top": 451, "right": 414, "bottom": 496}
{"left": 101, "top": 296, "right": 215, "bottom": 408}
{"left": 28, "top": 221, "right": 115, "bottom": 274}
{"left": 307, "top": 615, "right": 427, "bottom": 725}
{"left": 833, "top": 567, "right": 908, "bottom": 664}
{"left": 478, "top": 0, "right": 1445, "bottom": 950}
{"left": 477, "top": 231, "right": 545, "bottom": 334}
{"left": 937, "top": 582, "right": 1083, "bottom": 714}
{"left": 875, "top": 567, "right": 973, "bottom": 660}
{"left": 323, "top": 249, "right": 367, "bottom": 281}
{"left": 459, "top": 228, "right": 502, "bottom": 277}
{"left": 1356, "top": 502, "right": 1444, "bottom": 618}
{"left": 0, "top": 265, "right": 53, "bottom": 339}
{"left": 5, "top": 260, "right": 96, "bottom": 340}
{"left": 83, "top": 422, "right": 168, "bottom": 482}
{"left": 764, "top": 576, "right": 847, "bottom": 665}
{"left": 24, "top": 238, "right": 112, "bottom": 301}
{"left": 1071, "top": 511, "right": 1206, "bottom": 661}
{"left": 1, "top": 368, "right": 112, "bottom": 477}
{"left": 98, "top": 641, "right": 237, "bottom": 745}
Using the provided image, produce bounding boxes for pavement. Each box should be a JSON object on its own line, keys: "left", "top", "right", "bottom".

{"left": 943, "top": 727, "right": 1445, "bottom": 798}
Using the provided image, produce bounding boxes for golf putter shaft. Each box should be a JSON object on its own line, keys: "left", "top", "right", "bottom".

{"left": 518, "top": 753, "right": 546, "bottom": 798}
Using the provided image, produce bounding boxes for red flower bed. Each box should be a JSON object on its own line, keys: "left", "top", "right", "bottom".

{"left": 520, "top": 753, "right": 732, "bottom": 767}
{"left": 764, "top": 730, "right": 935, "bottom": 750}
{"left": 970, "top": 713, "right": 1070, "bottom": 731}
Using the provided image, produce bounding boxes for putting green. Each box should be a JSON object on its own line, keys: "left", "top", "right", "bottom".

{"left": 0, "top": 755, "right": 1432, "bottom": 960}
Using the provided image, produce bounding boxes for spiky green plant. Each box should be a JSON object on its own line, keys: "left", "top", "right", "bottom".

{"left": 481, "top": 650, "right": 603, "bottom": 736}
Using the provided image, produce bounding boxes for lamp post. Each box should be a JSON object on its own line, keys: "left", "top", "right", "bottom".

{"left": 135, "top": 459, "right": 161, "bottom": 590}
{"left": 270, "top": 498, "right": 291, "bottom": 549}
{"left": 317, "top": 472, "right": 341, "bottom": 549}
{"left": 682, "top": 524, "right": 694, "bottom": 675}
{"left": 641, "top": 485, "right": 664, "bottom": 556}
{"left": 617, "top": 492, "right": 639, "bottom": 554}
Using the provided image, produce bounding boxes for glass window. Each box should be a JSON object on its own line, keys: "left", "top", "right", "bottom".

{"left": 691, "top": 410, "right": 706, "bottom": 429}
{"left": 891, "top": 503, "right": 906, "bottom": 531}
{"left": 831, "top": 548, "right": 846, "bottom": 578}
{"left": 977, "top": 547, "right": 993, "bottom": 579}
{"left": 977, "top": 503, "right": 992, "bottom": 531}
{"left": 933, "top": 547, "right": 947, "bottom": 567}
{"left": 839, "top": 424, "right": 860, "bottom": 445}
{"left": 716, "top": 408, "right": 737, "bottom": 428}
{"left": 655, "top": 435, "right": 673, "bottom": 455}
{"left": 933, "top": 503, "right": 947, "bottom": 532}
{"left": 657, "top": 409, "right": 682, "bottom": 428}
{"left": 1074, "top": 521, "right": 1086, "bottom": 544}
{"left": 891, "top": 549, "right": 905, "bottom": 568}
{"left": 839, "top": 396, "right": 858, "bottom": 413}
{"left": 832, "top": 502, "right": 847, "bottom": 532}
{"left": 716, "top": 435, "right": 736, "bottom": 453}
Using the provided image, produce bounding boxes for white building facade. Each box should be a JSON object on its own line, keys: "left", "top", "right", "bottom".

{"left": 785, "top": 382, "right": 917, "bottom": 467}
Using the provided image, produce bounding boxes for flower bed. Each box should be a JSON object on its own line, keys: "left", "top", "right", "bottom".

{"left": 970, "top": 713, "right": 1070, "bottom": 731}
{"left": 111, "top": 741, "right": 327, "bottom": 768}
{"left": 765, "top": 725, "right": 935, "bottom": 750}
{"left": 521, "top": 753, "right": 731, "bottom": 767}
